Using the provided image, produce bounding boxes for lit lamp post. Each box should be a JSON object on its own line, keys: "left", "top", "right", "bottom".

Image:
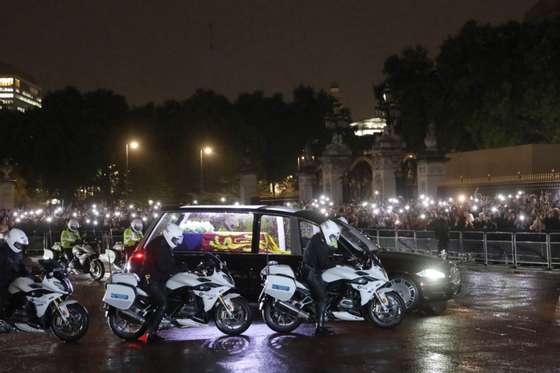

{"left": 200, "top": 146, "right": 213, "bottom": 193}
{"left": 125, "top": 140, "right": 140, "bottom": 198}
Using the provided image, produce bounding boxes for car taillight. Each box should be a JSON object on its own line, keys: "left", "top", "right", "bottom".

{"left": 132, "top": 251, "right": 144, "bottom": 260}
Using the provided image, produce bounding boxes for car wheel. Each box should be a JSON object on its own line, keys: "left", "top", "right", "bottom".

{"left": 389, "top": 275, "right": 420, "bottom": 310}
{"left": 422, "top": 301, "right": 448, "bottom": 316}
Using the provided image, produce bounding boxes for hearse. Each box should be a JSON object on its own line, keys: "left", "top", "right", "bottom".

{"left": 128, "top": 205, "right": 461, "bottom": 315}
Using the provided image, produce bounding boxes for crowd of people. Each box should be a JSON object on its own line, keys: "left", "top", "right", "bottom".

{"left": 0, "top": 200, "right": 164, "bottom": 236}
{"left": 307, "top": 190, "right": 560, "bottom": 233}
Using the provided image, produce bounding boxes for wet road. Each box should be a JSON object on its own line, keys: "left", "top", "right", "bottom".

{"left": 1, "top": 267, "right": 560, "bottom": 373}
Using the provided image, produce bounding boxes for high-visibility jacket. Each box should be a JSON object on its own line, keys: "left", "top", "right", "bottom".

{"left": 124, "top": 228, "right": 143, "bottom": 248}
{"left": 60, "top": 229, "right": 80, "bottom": 250}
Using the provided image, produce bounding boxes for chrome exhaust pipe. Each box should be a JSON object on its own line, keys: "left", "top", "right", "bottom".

{"left": 276, "top": 300, "right": 310, "bottom": 320}
{"left": 119, "top": 308, "right": 145, "bottom": 324}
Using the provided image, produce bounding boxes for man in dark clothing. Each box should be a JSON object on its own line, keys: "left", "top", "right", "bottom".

{"left": 0, "top": 229, "right": 30, "bottom": 321}
{"left": 431, "top": 214, "right": 449, "bottom": 259}
{"left": 303, "top": 220, "right": 339, "bottom": 335}
{"left": 141, "top": 223, "right": 184, "bottom": 343}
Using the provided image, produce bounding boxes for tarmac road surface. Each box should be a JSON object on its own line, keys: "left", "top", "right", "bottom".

{"left": 1, "top": 266, "right": 560, "bottom": 373}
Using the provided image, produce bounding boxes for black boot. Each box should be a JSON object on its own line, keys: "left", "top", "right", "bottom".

{"left": 146, "top": 332, "right": 165, "bottom": 344}
{"left": 314, "top": 307, "right": 334, "bottom": 336}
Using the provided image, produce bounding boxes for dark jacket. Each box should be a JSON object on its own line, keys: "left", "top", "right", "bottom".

{"left": 303, "top": 233, "right": 333, "bottom": 273}
{"left": 142, "top": 236, "right": 181, "bottom": 285}
{"left": 0, "top": 242, "right": 29, "bottom": 289}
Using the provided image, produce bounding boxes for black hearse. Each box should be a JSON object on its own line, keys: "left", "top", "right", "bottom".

{"left": 129, "top": 205, "right": 461, "bottom": 314}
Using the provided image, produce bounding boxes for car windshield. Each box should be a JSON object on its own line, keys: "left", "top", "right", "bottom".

{"left": 332, "top": 218, "right": 377, "bottom": 254}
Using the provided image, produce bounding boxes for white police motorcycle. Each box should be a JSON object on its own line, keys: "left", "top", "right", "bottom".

{"left": 1, "top": 258, "right": 89, "bottom": 342}
{"left": 102, "top": 253, "right": 252, "bottom": 340}
{"left": 259, "top": 219, "right": 406, "bottom": 333}
{"left": 46, "top": 242, "right": 105, "bottom": 281}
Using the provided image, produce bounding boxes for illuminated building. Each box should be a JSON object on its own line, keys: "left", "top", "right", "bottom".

{"left": 0, "top": 62, "right": 42, "bottom": 112}
{"left": 349, "top": 116, "right": 387, "bottom": 136}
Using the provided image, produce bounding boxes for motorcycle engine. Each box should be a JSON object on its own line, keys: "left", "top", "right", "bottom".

{"left": 337, "top": 298, "right": 354, "bottom": 310}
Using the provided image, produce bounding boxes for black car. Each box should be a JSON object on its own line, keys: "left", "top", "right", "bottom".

{"left": 129, "top": 205, "right": 461, "bottom": 315}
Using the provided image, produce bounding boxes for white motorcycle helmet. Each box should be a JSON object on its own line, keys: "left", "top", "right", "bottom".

{"left": 6, "top": 228, "right": 29, "bottom": 253}
{"left": 130, "top": 218, "right": 143, "bottom": 234}
{"left": 67, "top": 218, "right": 80, "bottom": 233}
{"left": 320, "top": 220, "right": 341, "bottom": 249}
{"left": 163, "top": 223, "right": 183, "bottom": 249}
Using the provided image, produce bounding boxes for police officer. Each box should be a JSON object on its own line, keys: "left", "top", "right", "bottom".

{"left": 303, "top": 220, "right": 340, "bottom": 335}
{"left": 0, "top": 229, "right": 30, "bottom": 322}
{"left": 60, "top": 219, "right": 81, "bottom": 264}
{"left": 141, "top": 223, "right": 183, "bottom": 343}
{"left": 123, "top": 218, "right": 144, "bottom": 257}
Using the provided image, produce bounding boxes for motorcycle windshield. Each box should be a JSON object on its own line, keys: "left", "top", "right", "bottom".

{"left": 333, "top": 218, "right": 377, "bottom": 254}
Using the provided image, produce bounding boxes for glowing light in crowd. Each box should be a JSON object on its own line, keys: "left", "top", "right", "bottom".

{"left": 114, "top": 211, "right": 121, "bottom": 217}
{"left": 234, "top": 201, "right": 240, "bottom": 206}
{"left": 142, "top": 216, "right": 148, "bottom": 222}
{"left": 405, "top": 205, "right": 410, "bottom": 211}
{"left": 86, "top": 219, "right": 91, "bottom": 224}
{"left": 148, "top": 200, "right": 154, "bottom": 205}
{"left": 128, "top": 204, "right": 135, "bottom": 209}
{"left": 420, "top": 214, "right": 426, "bottom": 220}
{"left": 491, "top": 207, "right": 498, "bottom": 213}
{"left": 93, "top": 220, "right": 98, "bottom": 226}
{"left": 374, "top": 190, "right": 379, "bottom": 195}
{"left": 457, "top": 194, "right": 466, "bottom": 203}
{"left": 46, "top": 217, "right": 52, "bottom": 223}
{"left": 472, "top": 205, "right": 478, "bottom": 212}
{"left": 72, "top": 212, "right": 78, "bottom": 217}
{"left": 519, "top": 214, "right": 525, "bottom": 221}
{"left": 193, "top": 200, "right": 198, "bottom": 205}
{"left": 131, "top": 213, "right": 137, "bottom": 218}
{"left": 220, "top": 197, "right": 226, "bottom": 203}
{"left": 362, "top": 201, "right": 368, "bottom": 207}
{"left": 153, "top": 213, "right": 159, "bottom": 218}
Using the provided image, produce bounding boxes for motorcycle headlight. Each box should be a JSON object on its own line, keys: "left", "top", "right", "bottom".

{"left": 417, "top": 269, "right": 446, "bottom": 280}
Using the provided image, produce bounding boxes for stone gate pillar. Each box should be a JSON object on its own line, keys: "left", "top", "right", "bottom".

{"left": 417, "top": 123, "right": 447, "bottom": 197}
{"left": 0, "top": 161, "right": 15, "bottom": 210}
{"left": 320, "top": 134, "right": 351, "bottom": 205}
{"left": 239, "top": 151, "right": 257, "bottom": 204}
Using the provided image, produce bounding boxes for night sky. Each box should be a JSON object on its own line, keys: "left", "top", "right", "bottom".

{"left": 4, "top": 0, "right": 536, "bottom": 119}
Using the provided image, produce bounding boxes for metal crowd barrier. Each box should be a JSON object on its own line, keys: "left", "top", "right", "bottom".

{"left": 362, "top": 229, "right": 560, "bottom": 270}
{"left": 28, "top": 227, "right": 560, "bottom": 270}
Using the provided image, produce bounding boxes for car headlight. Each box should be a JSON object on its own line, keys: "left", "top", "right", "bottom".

{"left": 416, "top": 269, "right": 446, "bottom": 280}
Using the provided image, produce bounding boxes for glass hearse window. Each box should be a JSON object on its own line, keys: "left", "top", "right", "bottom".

{"left": 147, "top": 211, "right": 254, "bottom": 253}
{"left": 258, "top": 215, "right": 298, "bottom": 255}
{"left": 299, "top": 220, "right": 321, "bottom": 249}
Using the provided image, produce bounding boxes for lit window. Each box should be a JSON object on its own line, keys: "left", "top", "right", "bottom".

{"left": 0, "top": 77, "right": 14, "bottom": 87}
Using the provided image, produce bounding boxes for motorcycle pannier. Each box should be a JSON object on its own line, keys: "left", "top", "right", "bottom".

{"left": 264, "top": 274, "right": 296, "bottom": 301}
{"left": 103, "top": 284, "right": 136, "bottom": 309}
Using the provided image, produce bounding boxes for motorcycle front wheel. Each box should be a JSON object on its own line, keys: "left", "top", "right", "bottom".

{"left": 108, "top": 308, "right": 147, "bottom": 341}
{"left": 214, "top": 296, "right": 252, "bottom": 335}
{"left": 51, "top": 303, "right": 89, "bottom": 342}
{"left": 89, "top": 259, "right": 105, "bottom": 281}
{"left": 262, "top": 299, "right": 301, "bottom": 333}
{"left": 366, "top": 291, "right": 406, "bottom": 329}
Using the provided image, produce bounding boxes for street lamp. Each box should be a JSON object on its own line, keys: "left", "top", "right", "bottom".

{"left": 125, "top": 140, "right": 140, "bottom": 198}
{"left": 200, "top": 145, "right": 213, "bottom": 193}
{"left": 126, "top": 140, "right": 140, "bottom": 173}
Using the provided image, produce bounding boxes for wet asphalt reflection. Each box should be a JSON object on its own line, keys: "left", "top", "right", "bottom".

{"left": 1, "top": 266, "right": 560, "bottom": 373}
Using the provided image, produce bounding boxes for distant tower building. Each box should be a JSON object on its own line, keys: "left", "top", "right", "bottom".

{"left": 0, "top": 62, "right": 42, "bottom": 112}
{"left": 525, "top": 0, "right": 560, "bottom": 20}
